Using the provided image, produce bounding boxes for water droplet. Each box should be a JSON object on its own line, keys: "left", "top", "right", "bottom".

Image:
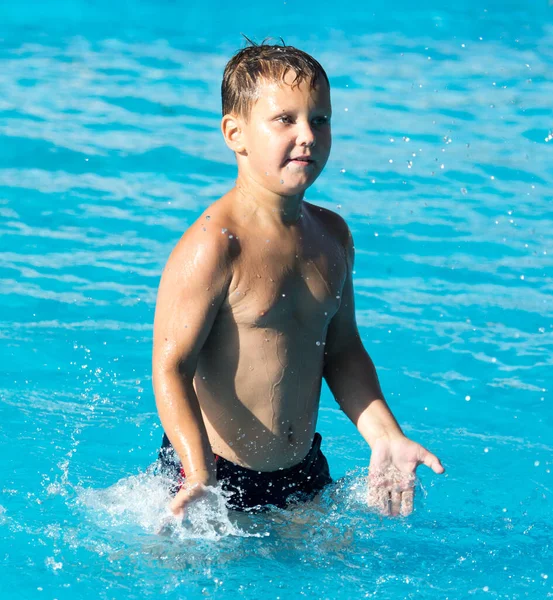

{"left": 316, "top": 341, "right": 321, "bottom": 346}
{"left": 280, "top": 179, "right": 284, "bottom": 184}
{"left": 206, "top": 215, "right": 211, "bottom": 220}
{"left": 340, "top": 168, "right": 346, "bottom": 173}
{"left": 461, "top": 187, "right": 467, "bottom": 195}
{"left": 465, "top": 395, "right": 471, "bottom": 401}
{"left": 221, "top": 228, "right": 228, "bottom": 234}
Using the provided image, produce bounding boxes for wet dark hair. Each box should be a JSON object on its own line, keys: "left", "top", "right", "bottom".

{"left": 221, "top": 37, "right": 329, "bottom": 120}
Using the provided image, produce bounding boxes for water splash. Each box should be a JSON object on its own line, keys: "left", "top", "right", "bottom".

{"left": 74, "top": 470, "right": 267, "bottom": 540}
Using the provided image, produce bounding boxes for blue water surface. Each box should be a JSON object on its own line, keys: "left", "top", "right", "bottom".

{"left": 1, "top": 1, "right": 552, "bottom": 598}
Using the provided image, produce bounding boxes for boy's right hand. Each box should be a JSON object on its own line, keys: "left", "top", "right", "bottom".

{"left": 169, "top": 478, "right": 211, "bottom": 518}
{"left": 157, "top": 479, "right": 212, "bottom": 536}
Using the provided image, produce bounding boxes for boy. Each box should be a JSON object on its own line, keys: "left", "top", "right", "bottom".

{"left": 153, "top": 41, "right": 444, "bottom": 518}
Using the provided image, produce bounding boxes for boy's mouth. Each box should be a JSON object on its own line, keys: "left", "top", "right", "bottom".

{"left": 287, "top": 155, "right": 315, "bottom": 166}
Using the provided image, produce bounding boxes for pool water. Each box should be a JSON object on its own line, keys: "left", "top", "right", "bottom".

{"left": 1, "top": 1, "right": 552, "bottom": 598}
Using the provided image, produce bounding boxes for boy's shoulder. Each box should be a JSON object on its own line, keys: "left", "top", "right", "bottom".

{"left": 166, "top": 195, "right": 239, "bottom": 271}
{"left": 304, "top": 201, "right": 352, "bottom": 250}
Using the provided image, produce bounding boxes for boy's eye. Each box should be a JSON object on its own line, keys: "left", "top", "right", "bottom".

{"left": 313, "top": 116, "right": 330, "bottom": 126}
{"left": 275, "top": 115, "right": 330, "bottom": 126}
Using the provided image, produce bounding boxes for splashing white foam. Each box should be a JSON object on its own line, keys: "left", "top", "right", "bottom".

{"left": 75, "top": 471, "right": 267, "bottom": 540}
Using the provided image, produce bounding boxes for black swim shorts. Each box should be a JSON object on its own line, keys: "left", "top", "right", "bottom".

{"left": 157, "top": 432, "right": 332, "bottom": 511}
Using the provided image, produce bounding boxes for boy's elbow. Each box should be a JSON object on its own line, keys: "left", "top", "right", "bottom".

{"left": 153, "top": 352, "right": 196, "bottom": 385}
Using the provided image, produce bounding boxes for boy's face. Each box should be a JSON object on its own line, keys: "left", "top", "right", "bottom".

{"left": 236, "top": 71, "right": 332, "bottom": 196}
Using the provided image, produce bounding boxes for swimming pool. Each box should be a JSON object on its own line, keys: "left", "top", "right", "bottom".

{"left": 1, "top": 1, "right": 552, "bottom": 598}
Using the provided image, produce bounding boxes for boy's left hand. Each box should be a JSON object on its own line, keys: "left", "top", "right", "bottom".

{"left": 367, "top": 434, "right": 444, "bottom": 517}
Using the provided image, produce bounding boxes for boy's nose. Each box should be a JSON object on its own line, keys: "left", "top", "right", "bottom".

{"left": 297, "top": 122, "right": 316, "bottom": 148}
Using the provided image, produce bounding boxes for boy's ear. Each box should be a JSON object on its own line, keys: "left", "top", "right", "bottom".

{"left": 221, "top": 114, "right": 247, "bottom": 155}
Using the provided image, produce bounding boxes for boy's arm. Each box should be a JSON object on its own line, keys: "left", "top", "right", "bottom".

{"left": 323, "top": 227, "right": 444, "bottom": 516}
{"left": 323, "top": 228, "right": 403, "bottom": 444}
{"left": 152, "top": 223, "right": 232, "bottom": 515}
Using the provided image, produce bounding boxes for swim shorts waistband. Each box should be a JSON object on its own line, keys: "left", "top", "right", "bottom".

{"left": 157, "top": 432, "right": 332, "bottom": 511}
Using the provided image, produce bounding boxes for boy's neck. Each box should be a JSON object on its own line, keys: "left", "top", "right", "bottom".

{"left": 235, "top": 172, "right": 304, "bottom": 226}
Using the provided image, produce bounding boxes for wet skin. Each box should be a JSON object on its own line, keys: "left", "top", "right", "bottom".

{"left": 152, "top": 72, "right": 444, "bottom": 518}
{"left": 194, "top": 198, "right": 348, "bottom": 470}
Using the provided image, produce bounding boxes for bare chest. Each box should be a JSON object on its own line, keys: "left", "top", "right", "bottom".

{"left": 227, "top": 238, "right": 347, "bottom": 330}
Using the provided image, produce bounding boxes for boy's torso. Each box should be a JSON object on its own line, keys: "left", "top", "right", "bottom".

{"left": 187, "top": 194, "right": 348, "bottom": 471}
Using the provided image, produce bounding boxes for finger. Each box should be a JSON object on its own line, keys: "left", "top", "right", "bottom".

{"left": 367, "top": 482, "right": 390, "bottom": 516}
{"left": 422, "top": 451, "right": 445, "bottom": 474}
{"left": 381, "top": 490, "right": 391, "bottom": 516}
{"left": 169, "top": 487, "right": 193, "bottom": 516}
{"left": 400, "top": 489, "right": 414, "bottom": 516}
{"left": 366, "top": 483, "right": 380, "bottom": 509}
{"left": 390, "top": 489, "right": 402, "bottom": 517}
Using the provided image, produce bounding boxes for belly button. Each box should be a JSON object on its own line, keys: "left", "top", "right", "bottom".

{"left": 287, "top": 426, "right": 295, "bottom": 442}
